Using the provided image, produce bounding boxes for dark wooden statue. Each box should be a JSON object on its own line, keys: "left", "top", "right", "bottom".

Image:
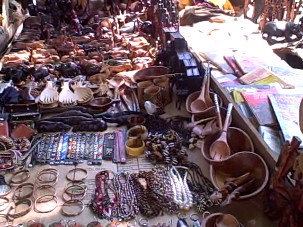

{"left": 264, "top": 136, "right": 303, "bottom": 227}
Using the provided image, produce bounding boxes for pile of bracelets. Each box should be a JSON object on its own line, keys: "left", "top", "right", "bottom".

{"left": 61, "top": 167, "right": 88, "bottom": 216}
{"left": 7, "top": 169, "right": 33, "bottom": 220}
{"left": 34, "top": 168, "right": 59, "bottom": 214}
{"left": 0, "top": 163, "right": 218, "bottom": 224}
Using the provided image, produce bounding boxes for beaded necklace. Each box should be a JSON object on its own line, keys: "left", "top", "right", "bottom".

{"left": 147, "top": 166, "right": 179, "bottom": 214}
{"left": 90, "top": 170, "right": 117, "bottom": 220}
{"left": 185, "top": 162, "right": 221, "bottom": 212}
{"left": 169, "top": 166, "right": 193, "bottom": 210}
{"left": 112, "top": 172, "right": 139, "bottom": 220}
{"left": 132, "top": 170, "right": 161, "bottom": 218}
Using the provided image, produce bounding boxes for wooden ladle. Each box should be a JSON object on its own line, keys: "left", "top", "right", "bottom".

{"left": 209, "top": 103, "right": 233, "bottom": 161}
{"left": 190, "top": 72, "right": 208, "bottom": 113}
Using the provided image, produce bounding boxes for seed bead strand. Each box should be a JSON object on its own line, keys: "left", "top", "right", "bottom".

{"left": 186, "top": 162, "right": 221, "bottom": 212}
{"left": 112, "top": 172, "right": 139, "bottom": 220}
{"left": 90, "top": 170, "right": 117, "bottom": 220}
{"left": 131, "top": 171, "right": 160, "bottom": 217}
{"left": 182, "top": 171, "right": 193, "bottom": 210}
{"left": 149, "top": 167, "right": 178, "bottom": 214}
{"left": 170, "top": 166, "right": 183, "bottom": 207}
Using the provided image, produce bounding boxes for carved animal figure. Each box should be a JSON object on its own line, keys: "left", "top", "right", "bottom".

{"left": 262, "top": 21, "right": 303, "bottom": 44}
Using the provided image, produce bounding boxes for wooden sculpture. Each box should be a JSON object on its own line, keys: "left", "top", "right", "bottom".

{"left": 264, "top": 136, "right": 303, "bottom": 227}
{"left": 300, "top": 98, "right": 303, "bottom": 134}
{"left": 258, "top": 0, "right": 303, "bottom": 30}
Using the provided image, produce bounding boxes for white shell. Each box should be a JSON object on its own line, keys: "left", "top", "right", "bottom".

{"left": 39, "top": 81, "right": 59, "bottom": 104}
{"left": 58, "top": 81, "right": 77, "bottom": 106}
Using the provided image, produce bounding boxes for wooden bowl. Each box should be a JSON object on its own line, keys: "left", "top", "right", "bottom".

{"left": 132, "top": 66, "right": 170, "bottom": 82}
{"left": 186, "top": 91, "right": 223, "bottom": 115}
{"left": 210, "top": 152, "right": 269, "bottom": 200}
{"left": 127, "top": 125, "right": 148, "bottom": 140}
{"left": 89, "top": 97, "right": 113, "bottom": 112}
{"left": 202, "top": 213, "right": 243, "bottom": 227}
{"left": 127, "top": 115, "right": 146, "bottom": 128}
{"left": 201, "top": 127, "right": 254, "bottom": 163}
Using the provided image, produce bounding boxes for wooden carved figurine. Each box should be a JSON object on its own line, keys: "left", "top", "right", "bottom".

{"left": 264, "top": 136, "right": 303, "bottom": 227}
{"left": 300, "top": 98, "right": 303, "bottom": 134}
{"left": 258, "top": 0, "right": 303, "bottom": 31}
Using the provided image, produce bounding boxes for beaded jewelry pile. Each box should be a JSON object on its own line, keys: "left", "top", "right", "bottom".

{"left": 90, "top": 164, "right": 218, "bottom": 220}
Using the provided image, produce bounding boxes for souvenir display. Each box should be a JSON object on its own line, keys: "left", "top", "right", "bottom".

{"left": 0, "top": 0, "right": 281, "bottom": 226}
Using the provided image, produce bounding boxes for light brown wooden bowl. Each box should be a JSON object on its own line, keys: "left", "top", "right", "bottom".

{"left": 186, "top": 91, "right": 222, "bottom": 115}
{"left": 201, "top": 127, "right": 254, "bottom": 163}
{"left": 210, "top": 152, "right": 269, "bottom": 200}
{"left": 201, "top": 213, "right": 244, "bottom": 227}
{"left": 89, "top": 97, "right": 113, "bottom": 112}
{"left": 132, "top": 66, "right": 170, "bottom": 82}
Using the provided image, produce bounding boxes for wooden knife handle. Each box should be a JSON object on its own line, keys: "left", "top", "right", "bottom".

{"left": 223, "top": 56, "right": 243, "bottom": 78}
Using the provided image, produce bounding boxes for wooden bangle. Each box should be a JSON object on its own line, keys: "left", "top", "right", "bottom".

{"left": 125, "top": 139, "right": 145, "bottom": 157}
{"left": 0, "top": 214, "right": 8, "bottom": 225}
{"left": 66, "top": 181, "right": 87, "bottom": 190}
{"left": 61, "top": 199, "right": 84, "bottom": 217}
{"left": 0, "top": 197, "right": 9, "bottom": 212}
{"left": 66, "top": 168, "right": 88, "bottom": 182}
{"left": 27, "top": 221, "right": 46, "bottom": 227}
{"left": 34, "top": 185, "right": 56, "bottom": 199}
{"left": 10, "top": 169, "right": 30, "bottom": 185}
{"left": 38, "top": 168, "right": 58, "bottom": 175}
{"left": 62, "top": 190, "right": 86, "bottom": 202}
{"left": 67, "top": 220, "right": 84, "bottom": 227}
{"left": 34, "top": 195, "right": 58, "bottom": 213}
{"left": 13, "top": 183, "right": 34, "bottom": 200}
{"left": 7, "top": 199, "right": 32, "bottom": 219}
{"left": 37, "top": 169, "right": 58, "bottom": 186}
{"left": 64, "top": 185, "right": 86, "bottom": 196}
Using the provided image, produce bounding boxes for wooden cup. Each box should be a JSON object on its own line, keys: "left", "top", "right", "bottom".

{"left": 143, "top": 85, "right": 163, "bottom": 109}
{"left": 137, "top": 80, "right": 153, "bottom": 108}
{"left": 153, "top": 76, "right": 171, "bottom": 106}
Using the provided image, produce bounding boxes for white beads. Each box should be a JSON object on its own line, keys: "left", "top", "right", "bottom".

{"left": 169, "top": 166, "right": 193, "bottom": 210}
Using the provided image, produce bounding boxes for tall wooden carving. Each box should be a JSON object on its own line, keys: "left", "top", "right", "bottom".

{"left": 264, "top": 136, "right": 303, "bottom": 227}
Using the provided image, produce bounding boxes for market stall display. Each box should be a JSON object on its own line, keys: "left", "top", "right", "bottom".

{"left": 0, "top": 0, "right": 290, "bottom": 226}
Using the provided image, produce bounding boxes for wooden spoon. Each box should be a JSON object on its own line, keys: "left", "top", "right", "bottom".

{"left": 190, "top": 74, "right": 208, "bottom": 113}
{"left": 209, "top": 103, "right": 233, "bottom": 161}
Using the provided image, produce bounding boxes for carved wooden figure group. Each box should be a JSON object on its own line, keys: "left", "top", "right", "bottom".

{"left": 265, "top": 136, "right": 303, "bottom": 227}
